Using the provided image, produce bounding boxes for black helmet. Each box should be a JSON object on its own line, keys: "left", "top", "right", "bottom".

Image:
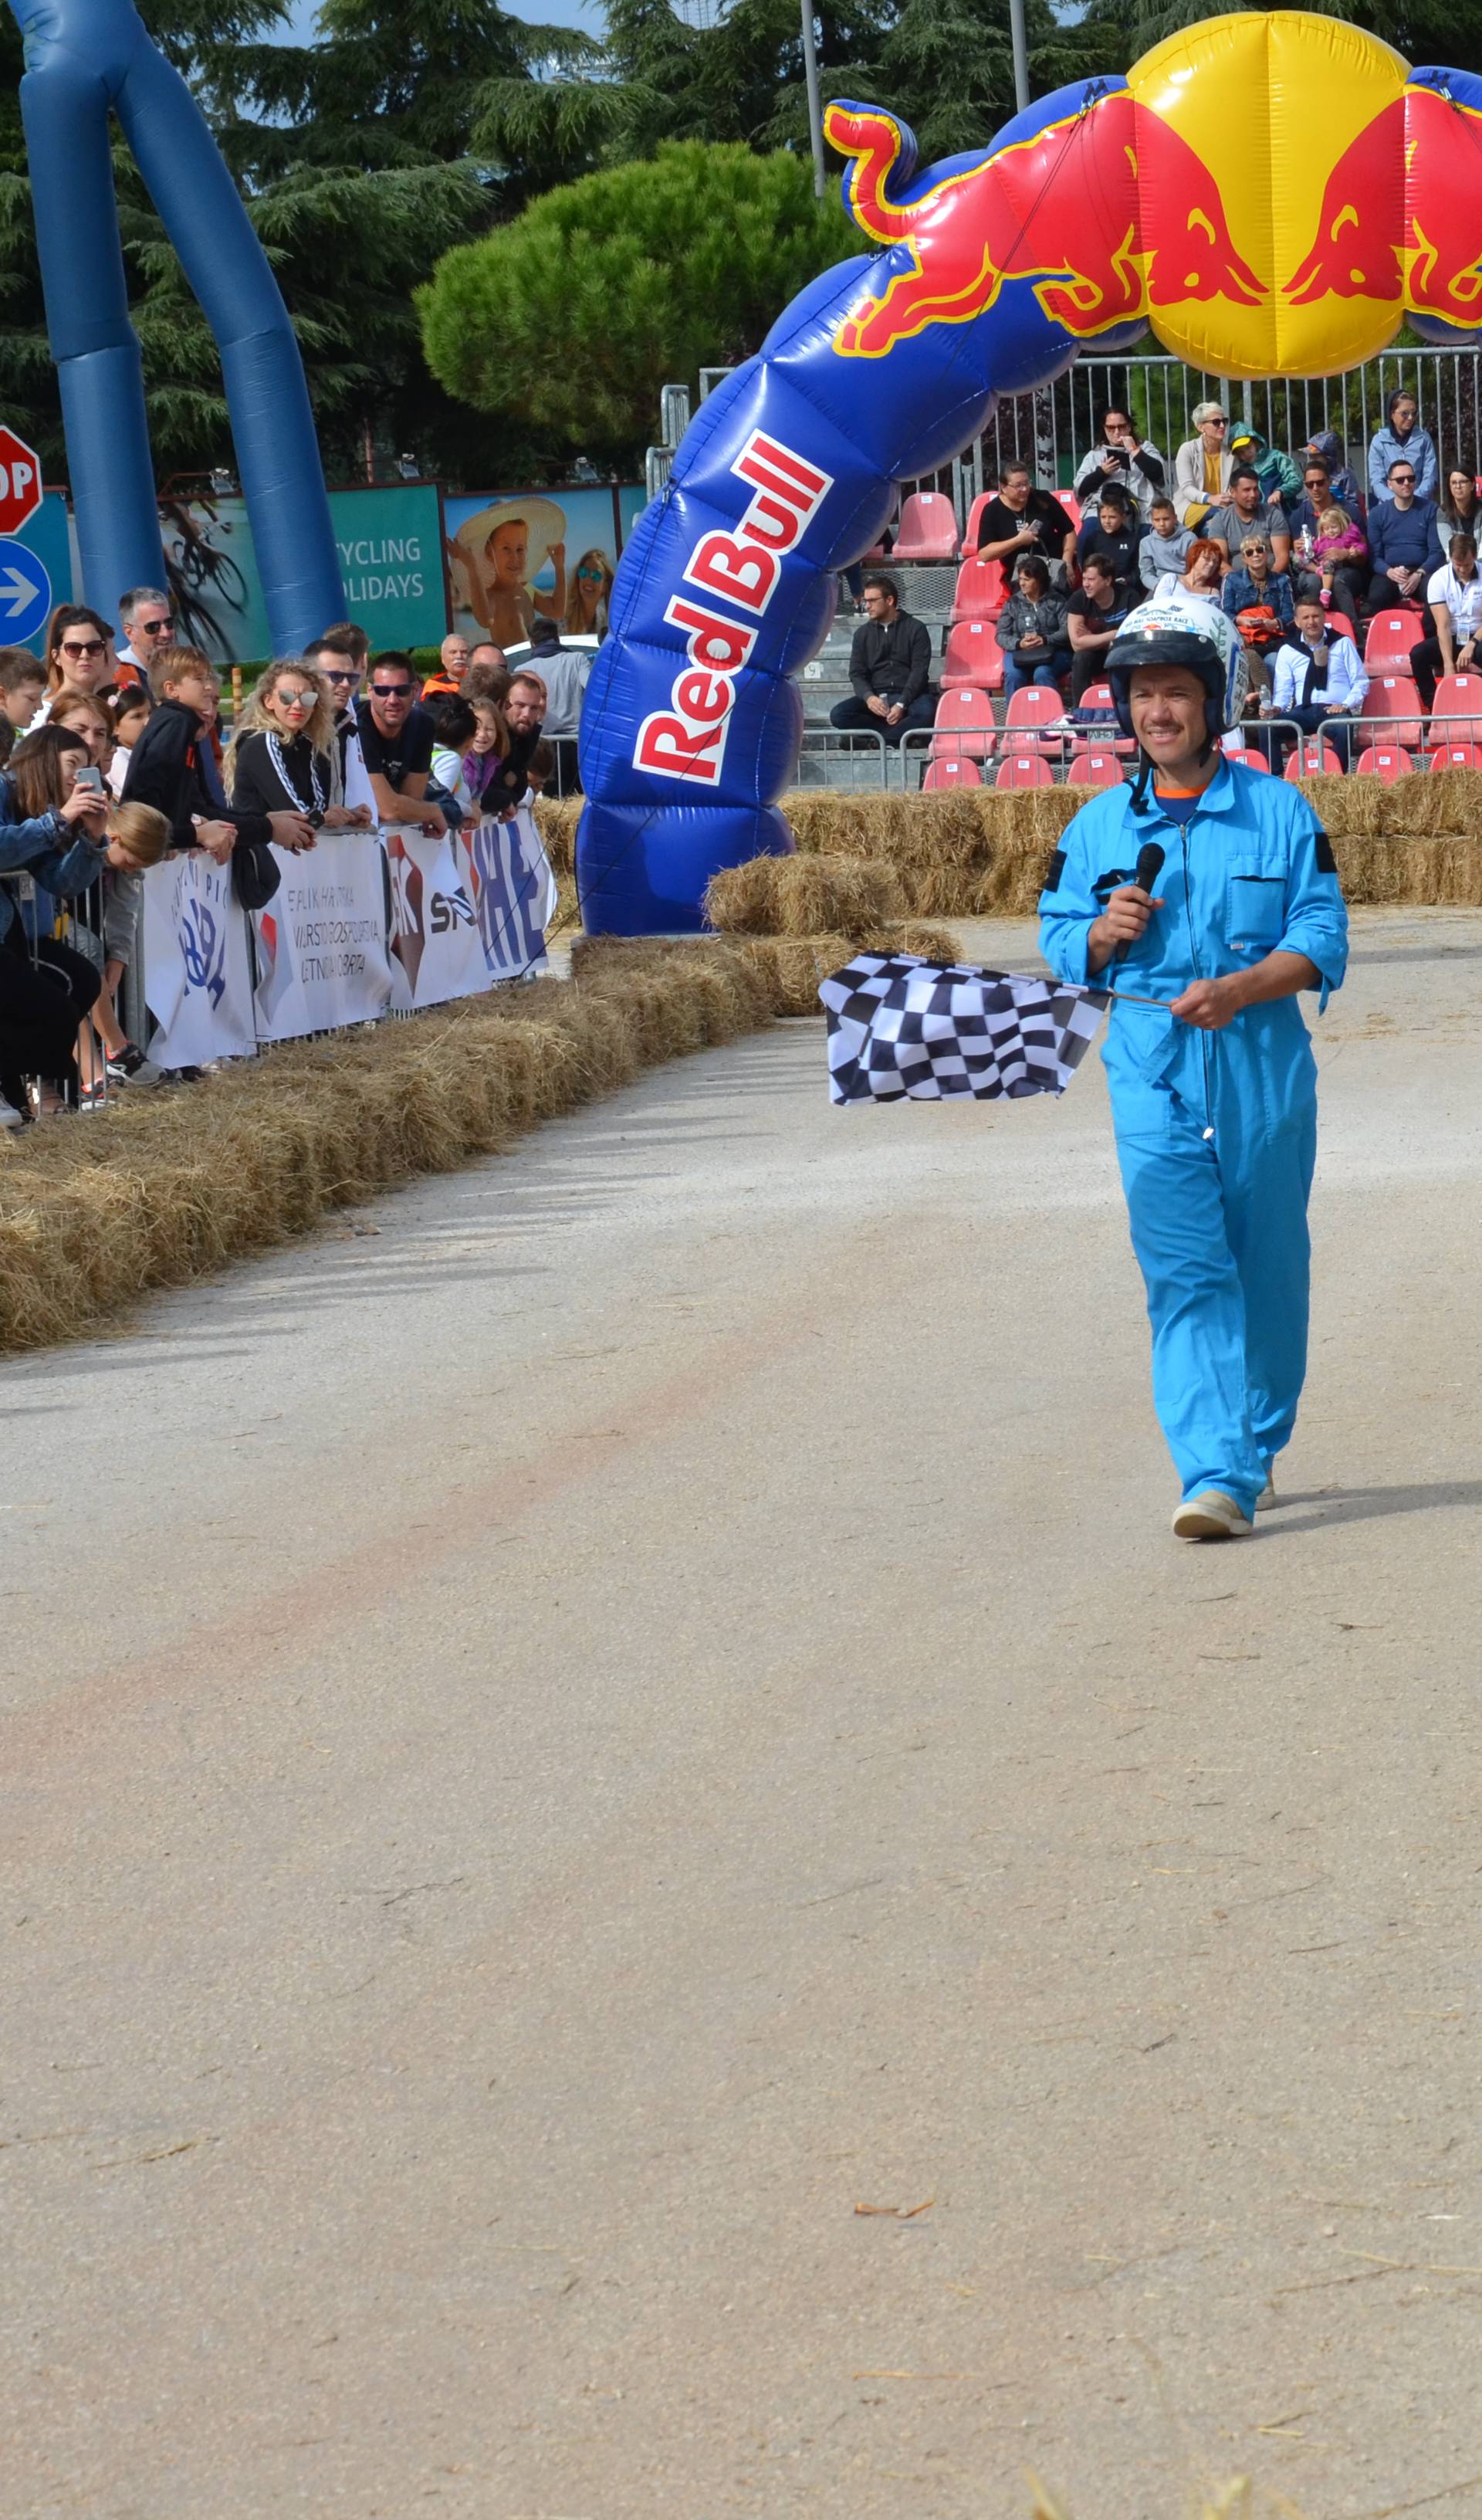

{"left": 1105, "top": 598, "right": 1242, "bottom": 746}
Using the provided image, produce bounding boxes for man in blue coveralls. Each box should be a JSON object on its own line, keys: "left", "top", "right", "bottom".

{"left": 1039, "top": 598, "right": 1349, "bottom": 1539}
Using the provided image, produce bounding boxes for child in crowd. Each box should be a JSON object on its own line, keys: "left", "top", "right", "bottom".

{"left": 52, "top": 693, "right": 110, "bottom": 776}
{"left": 107, "top": 683, "right": 153, "bottom": 798}
{"left": 79, "top": 800, "right": 171, "bottom": 1102}
{"left": 1138, "top": 494, "right": 1194, "bottom": 594}
{"left": 122, "top": 644, "right": 304, "bottom": 906}
{"left": 463, "top": 698, "right": 506, "bottom": 808}
{"left": 0, "top": 645, "right": 45, "bottom": 750}
{"left": 1314, "top": 504, "right": 1369, "bottom": 605}
{"left": 429, "top": 696, "right": 478, "bottom": 818}
{"left": 526, "top": 740, "right": 553, "bottom": 797}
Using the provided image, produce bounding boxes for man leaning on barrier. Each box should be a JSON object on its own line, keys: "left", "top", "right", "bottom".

{"left": 829, "top": 573, "right": 936, "bottom": 751}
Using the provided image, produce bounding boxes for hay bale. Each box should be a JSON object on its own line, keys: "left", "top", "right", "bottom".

{"left": 0, "top": 946, "right": 774, "bottom": 1353}
{"left": 705, "top": 851, "right": 904, "bottom": 938}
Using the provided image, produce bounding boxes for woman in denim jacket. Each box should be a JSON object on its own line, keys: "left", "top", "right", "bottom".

{"left": 0, "top": 724, "right": 110, "bottom": 1125}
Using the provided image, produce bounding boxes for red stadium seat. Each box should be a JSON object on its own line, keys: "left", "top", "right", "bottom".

{"left": 951, "top": 557, "right": 1008, "bottom": 622}
{"left": 930, "top": 687, "right": 997, "bottom": 760}
{"left": 961, "top": 492, "right": 996, "bottom": 558}
{"left": 940, "top": 619, "right": 1005, "bottom": 689}
{"left": 1066, "top": 748, "right": 1122, "bottom": 786}
{"left": 995, "top": 753, "right": 1053, "bottom": 788}
{"left": 921, "top": 755, "right": 983, "bottom": 789}
{"left": 1355, "top": 743, "right": 1413, "bottom": 781}
{"left": 1430, "top": 672, "right": 1482, "bottom": 739}
{"left": 893, "top": 492, "right": 959, "bottom": 561}
{"left": 1325, "top": 612, "right": 1358, "bottom": 645}
{"left": 1361, "top": 674, "right": 1426, "bottom": 746}
{"left": 1364, "top": 608, "right": 1425, "bottom": 669}
{"left": 1428, "top": 740, "right": 1482, "bottom": 771}
{"left": 1285, "top": 739, "right": 1343, "bottom": 780}
{"left": 1003, "top": 683, "right": 1067, "bottom": 751}
{"left": 1059, "top": 490, "right": 1082, "bottom": 529}
{"left": 1078, "top": 680, "right": 1113, "bottom": 710}
{"left": 1234, "top": 748, "right": 1272, "bottom": 773}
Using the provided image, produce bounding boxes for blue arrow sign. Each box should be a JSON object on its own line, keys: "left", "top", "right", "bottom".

{"left": 0, "top": 536, "right": 52, "bottom": 644}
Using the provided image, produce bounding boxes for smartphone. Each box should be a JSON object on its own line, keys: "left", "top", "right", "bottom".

{"left": 73, "top": 767, "right": 105, "bottom": 796}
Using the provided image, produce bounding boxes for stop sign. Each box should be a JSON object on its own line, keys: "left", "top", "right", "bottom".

{"left": 0, "top": 428, "right": 43, "bottom": 537}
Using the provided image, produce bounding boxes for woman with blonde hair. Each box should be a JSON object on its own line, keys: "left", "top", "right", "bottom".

{"left": 226, "top": 657, "right": 370, "bottom": 829}
{"left": 563, "top": 548, "right": 613, "bottom": 638}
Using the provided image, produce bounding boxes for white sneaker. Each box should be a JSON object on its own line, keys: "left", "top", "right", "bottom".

{"left": 0, "top": 1094, "right": 25, "bottom": 1133}
{"left": 1257, "top": 1468, "right": 1277, "bottom": 1510}
{"left": 1172, "top": 1489, "right": 1253, "bottom": 1540}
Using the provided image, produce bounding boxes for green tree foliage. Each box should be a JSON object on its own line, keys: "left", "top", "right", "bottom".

{"left": 418, "top": 141, "right": 853, "bottom": 465}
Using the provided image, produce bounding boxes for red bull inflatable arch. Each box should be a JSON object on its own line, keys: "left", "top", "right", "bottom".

{"left": 576, "top": 9, "right": 1482, "bottom": 932}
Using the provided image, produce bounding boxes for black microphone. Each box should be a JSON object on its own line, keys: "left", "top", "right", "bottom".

{"left": 1116, "top": 841, "right": 1166, "bottom": 961}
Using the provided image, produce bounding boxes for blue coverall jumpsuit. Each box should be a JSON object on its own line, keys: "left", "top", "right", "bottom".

{"left": 1038, "top": 757, "right": 1349, "bottom": 1519}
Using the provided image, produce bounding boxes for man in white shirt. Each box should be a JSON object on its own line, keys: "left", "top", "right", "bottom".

{"left": 1269, "top": 597, "right": 1368, "bottom": 769}
{"left": 1410, "top": 532, "right": 1482, "bottom": 709}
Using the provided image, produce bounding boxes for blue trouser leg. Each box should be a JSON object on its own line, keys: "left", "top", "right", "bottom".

{"left": 1115, "top": 1086, "right": 1299, "bottom": 1517}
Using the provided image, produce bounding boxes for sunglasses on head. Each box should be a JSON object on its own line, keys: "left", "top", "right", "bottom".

{"left": 60, "top": 638, "right": 104, "bottom": 658}
{"left": 372, "top": 680, "right": 413, "bottom": 699}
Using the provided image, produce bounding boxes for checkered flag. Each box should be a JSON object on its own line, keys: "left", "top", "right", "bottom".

{"left": 819, "top": 953, "right": 1110, "bottom": 1106}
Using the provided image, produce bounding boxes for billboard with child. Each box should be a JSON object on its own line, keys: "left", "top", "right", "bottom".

{"left": 443, "top": 486, "right": 645, "bottom": 648}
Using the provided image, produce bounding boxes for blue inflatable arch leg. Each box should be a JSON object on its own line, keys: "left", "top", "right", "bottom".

{"left": 10, "top": 0, "right": 343, "bottom": 651}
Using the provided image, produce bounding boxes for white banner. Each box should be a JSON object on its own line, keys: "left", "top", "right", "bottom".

{"left": 141, "top": 852, "right": 256, "bottom": 1069}
{"left": 384, "top": 824, "right": 492, "bottom": 1010}
{"left": 469, "top": 805, "right": 557, "bottom": 982}
{"left": 251, "top": 834, "right": 394, "bottom": 1042}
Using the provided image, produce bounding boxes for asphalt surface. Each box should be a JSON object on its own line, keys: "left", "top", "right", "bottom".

{"left": 5, "top": 907, "right": 1482, "bottom": 2520}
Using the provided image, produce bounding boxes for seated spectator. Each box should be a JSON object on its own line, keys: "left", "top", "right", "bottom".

{"left": 355, "top": 651, "right": 445, "bottom": 832}
{"left": 1227, "top": 424, "right": 1301, "bottom": 514}
{"left": 483, "top": 672, "right": 547, "bottom": 815}
{"left": 228, "top": 659, "right": 370, "bottom": 829}
{"left": 1074, "top": 483, "right": 1143, "bottom": 594}
{"left": 1221, "top": 535, "right": 1294, "bottom": 702}
{"left": 1290, "top": 451, "right": 1364, "bottom": 542}
{"left": 996, "top": 556, "right": 1071, "bottom": 695}
{"left": 1172, "top": 402, "right": 1233, "bottom": 527}
{"left": 974, "top": 463, "right": 1077, "bottom": 578}
{"left": 123, "top": 645, "right": 304, "bottom": 903}
{"left": 0, "top": 724, "right": 109, "bottom": 1122}
{"left": 1151, "top": 536, "right": 1227, "bottom": 611}
{"left": 113, "top": 587, "right": 175, "bottom": 689}
{"left": 84, "top": 798, "right": 171, "bottom": 1096}
{"left": 829, "top": 574, "right": 936, "bottom": 750}
{"left": 1072, "top": 408, "right": 1166, "bottom": 521}
{"left": 1438, "top": 466, "right": 1481, "bottom": 545}
{"left": 1366, "top": 459, "right": 1445, "bottom": 611}
{"left": 565, "top": 550, "right": 614, "bottom": 639}
{"left": 1409, "top": 533, "right": 1482, "bottom": 709}
{"left": 1206, "top": 467, "right": 1291, "bottom": 577}
{"left": 107, "top": 682, "right": 153, "bottom": 799}
{"left": 1311, "top": 506, "right": 1369, "bottom": 619}
{"left": 34, "top": 605, "right": 113, "bottom": 727}
{"left": 1300, "top": 431, "right": 1363, "bottom": 514}
{"left": 526, "top": 613, "right": 590, "bottom": 796}
{"left": 0, "top": 646, "right": 45, "bottom": 744}
{"left": 1067, "top": 553, "right": 1134, "bottom": 701}
{"left": 1139, "top": 494, "right": 1193, "bottom": 592}
{"left": 1369, "top": 386, "right": 1437, "bottom": 505}
{"left": 429, "top": 696, "right": 479, "bottom": 817}
{"left": 1268, "top": 597, "right": 1368, "bottom": 769}
{"left": 420, "top": 633, "right": 472, "bottom": 701}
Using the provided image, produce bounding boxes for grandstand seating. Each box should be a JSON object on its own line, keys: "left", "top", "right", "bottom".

{"left": 921, "top": 756, "right": 983, "bottom": 789}
{"left": 1362, "top": 675, "right": 1426, "bottom": 744}
{"left": 930, "top": 687, "right": 997, "bottom": 758}
{"left": 1364, "top": 608, "right": 1425, "bottom": 669}
{"left": 995, "top": 753, "right": 1054, "bottom": 788}
{"left": 1325, "top": 613, "right": 1358, "bottom": 645}
{"left": 1233, "top": 749, "right": 1271, "bottom": 773}
{"left": 940, "top": 620, "right": 1005, "bottom": 689}
{"left": 1002, "top": 685, "right": 1067, "bottom": 750}
{"left": 961, "top": 493, "right": 996, "bottom": 559}
{"left": 893, "top": 493, "right": 959, "bottom": 561}
{"left": 1066, "top": 750, "right": 1122, "bottom": 786}
{"left": 951, "top": 557, "right": 1007, "bottom": 622}
{"left": 1430, "top": 672, "right": 1482, "bottom": 731}
{"left": 1355, "top": 744, "right": 1413, "bottom": 781}
{"left": 1285, "top": 740, "right": 1343, "bottom": 779}
{"left": 1428, "top": 740, "right": 1482, "bottom": 771}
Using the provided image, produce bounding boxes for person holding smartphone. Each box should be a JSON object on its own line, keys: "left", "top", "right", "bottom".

{"left": 0, "top": 723, "right": 110, "bottom": 1121}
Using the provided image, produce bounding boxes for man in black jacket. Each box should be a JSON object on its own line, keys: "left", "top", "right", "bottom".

{"left": 829, "top": 574, "right": 936, "bottom": 748}
{"left": 121, "top": 645, "right": 313, "bottom": 903}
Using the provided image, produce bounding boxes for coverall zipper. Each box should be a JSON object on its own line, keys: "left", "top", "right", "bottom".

{"left": 1172, "top": 812, "right": 1215, "bottom": 1140}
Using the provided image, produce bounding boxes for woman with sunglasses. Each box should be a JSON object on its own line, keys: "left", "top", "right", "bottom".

{"left": 35, "top": 605, "right": 114, "bottom": 726}
{"left": 563, "top": 547, "right": 614, "bottom": 640}
{"left": 226, "top": 659, "right": 371, "bottom": 832}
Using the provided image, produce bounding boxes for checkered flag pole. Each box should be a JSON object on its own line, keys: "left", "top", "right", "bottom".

{"left": 818, "top": 953, "right": 1111, "bottom": 1106}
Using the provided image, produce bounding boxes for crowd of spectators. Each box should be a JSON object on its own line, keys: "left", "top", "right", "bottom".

{"left": 0, "top": 591, "right": 587, "bottom": 1130}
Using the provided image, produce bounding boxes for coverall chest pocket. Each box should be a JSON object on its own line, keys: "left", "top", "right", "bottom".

{"left": 1228, "top": 858, "right": 1287, "bottom": 954}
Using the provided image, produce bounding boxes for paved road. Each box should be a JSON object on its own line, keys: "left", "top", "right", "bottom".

{"left": 5, "top": 909, "right": 1482, "bottom": 2520}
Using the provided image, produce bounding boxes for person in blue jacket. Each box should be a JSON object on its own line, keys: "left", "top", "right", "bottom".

{"left": 1038, "top": 598, "right": 1348, "bottom": 1539}
{"left": 0, "top": 724, "right": 110, "bottom": 1126}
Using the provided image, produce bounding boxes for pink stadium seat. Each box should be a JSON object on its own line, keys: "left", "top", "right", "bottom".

{"left": 1003, "top": 683, "right": 1067, "bottom": 751}
{"left": 892, "top": 492, "right": 959, "bottom": 561}
{"left": 961, "top": 492, "right": 996, "bottom": 559}
{"left": 951, "top": 557, "right": 1008, "bottom": 622}
{"left": 1285, "top": 739, "right": 1343, "bottom": 780}
{"left": 1362, "top": 674, "right": 1426, "bottom": 745}
{"left": 1428, "top": 740, "right": 1482, "bottom": 771}
{"left": 1429, "top": 672, "right": 1482, "bottom": 737}
{"left": 1234, "top": 748, "right": 1272, "bottom": 773}
{"left": 921, "top": 755, "right": 983, "bottom": 789}
{"left": 1078, "top": 680, "right": 1113, "bottom": 710}
{"left": 1074, "top": 680, "right": 1135, "bottom": 754}
{"left": 1059, "top": 490, "right": 1082, "bottom": 529}
{"left": 1355, "top": 744, "right": 1413, "bottom": 781}
{"left": 1325, "top": 612, "right": 1358, "bottom": 645}
{"left": 940, "top": 619, "right": 1005, "bottom": 689}
{"left": 1365, "top": 608, "right": 1425, "bottom": 669}
{"left": 930, "top": 687, "right": 997, "bottom": 760}
{"left": 1066, "top": 748, "right": 1122, "bottom": 786}
{"left": 995, "top": 753, "right": 1053, "bottom": 788}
